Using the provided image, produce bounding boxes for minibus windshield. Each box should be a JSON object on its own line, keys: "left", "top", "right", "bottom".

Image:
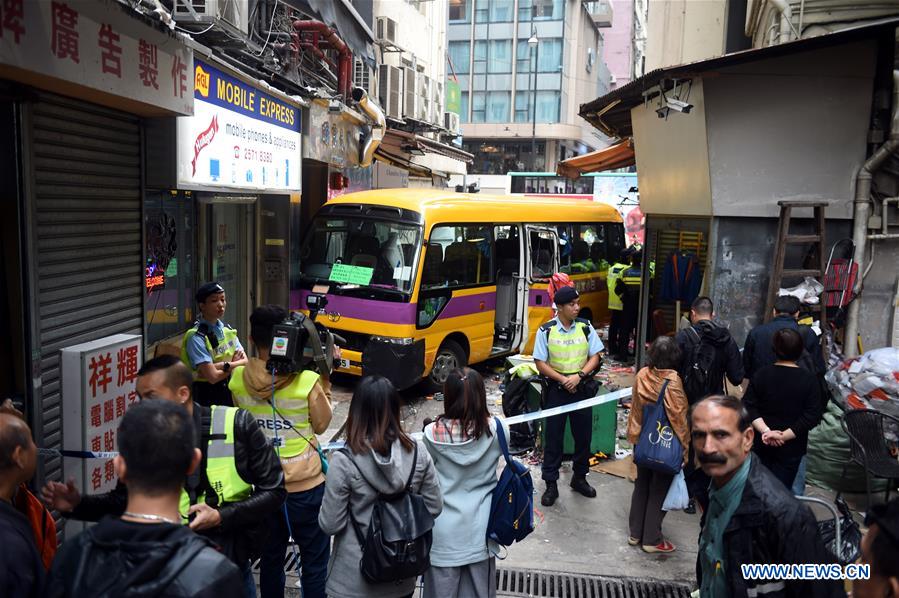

{"left": 299, "top": 215, "right": 422, "bottom": 298}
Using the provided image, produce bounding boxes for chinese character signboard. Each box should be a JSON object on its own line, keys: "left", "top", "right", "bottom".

{"left": 304, "top": 99, "right": 361, "bottom": 169}
{"left": 62, "top": 334, "right": 142, "bottom": 499}
{"left": 0, "top": 0, "right": 192, "bottom": 115}
{"left": 177, "top": 58, "right": 301, "bottom": 191}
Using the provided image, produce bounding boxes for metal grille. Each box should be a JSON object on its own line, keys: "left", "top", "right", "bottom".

{"left": 335, "top": 329, "right": 371, "bottom": 352}
{"left": 26, "top": 93, "right": 142, "bottom": 533}
{"left": 495, "top": 567, "right": 693, "bottom": 598}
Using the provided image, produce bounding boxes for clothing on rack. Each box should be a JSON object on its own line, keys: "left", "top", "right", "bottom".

{"left": 661, "top": 251, "right": 702, "bottom": 304}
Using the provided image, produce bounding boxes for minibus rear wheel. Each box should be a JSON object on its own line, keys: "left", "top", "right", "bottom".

{"left": 428, "top": 339, "right": 467, "bottom": 392}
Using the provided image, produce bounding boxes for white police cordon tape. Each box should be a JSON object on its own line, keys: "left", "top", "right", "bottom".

{"left": 37, "top": 387, "right": 633, "bottom": 458}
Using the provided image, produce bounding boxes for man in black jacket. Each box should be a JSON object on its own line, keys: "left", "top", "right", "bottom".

{"left": 691, "top": 396, "right": 842, "bottom": 598}
{"left": 42, "top": 355, "right": 286, "bottom": 597}
{"left": 675, "top": 296, "right": 744, "bottom": 403}
{"left": 743, "top": 294, "right": 826, "bottom": 379}
{"left": 49, "top": 399, "right": 242, "bottom": 597}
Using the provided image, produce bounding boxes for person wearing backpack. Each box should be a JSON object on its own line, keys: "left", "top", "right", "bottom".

{"left": 318, "top": 376, "right": 442, "bottom": 598}
{"left": 422, "top": 368, "right": 509, "bottom": 598}
{"left": 533, "top": 285, "right": 604, "bottom": 507}
{"left": 626, "top": 337, "right": 689, "bottom": 553}
{"left": 675, "top": 296, "right": 743, "bottom": 513}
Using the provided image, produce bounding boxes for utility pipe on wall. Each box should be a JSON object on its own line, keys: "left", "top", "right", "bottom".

{"left": 353, "top": 87, "right": 385, "bottom": 168}
{"left": 844, "top": 70, "right": 899, "bottom": 357}
{"left": 292, "top": 20, "right": 353, "bottom": 100}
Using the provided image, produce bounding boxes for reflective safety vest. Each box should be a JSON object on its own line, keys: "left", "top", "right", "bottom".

{"left": 542, "top": 318, "right": 591, "bottom": 374}
{"left": 621, "top": 266, "right": 642, "bottom": 287}
{"left": 180, "top": 321, "right": 240, "bottom": 382}
{"left": 229, "top": 368, "right": 320, "bottom": 458}
{"left": 607, "top": 263, "right": 629, "bottom": 311}
{"left": 179, "top": 405, "right": 252, "bottom": 520}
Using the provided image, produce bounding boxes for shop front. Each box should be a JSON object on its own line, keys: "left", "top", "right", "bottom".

{"left": 0, "top": 0, "right": 192, "bottom": 504}
{"left": 145, "top": 56, "right": 303, "bottom": 353}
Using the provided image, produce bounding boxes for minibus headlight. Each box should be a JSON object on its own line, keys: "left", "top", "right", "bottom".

{"left": 370, "top": 335, "right": 415, "bottom": 346}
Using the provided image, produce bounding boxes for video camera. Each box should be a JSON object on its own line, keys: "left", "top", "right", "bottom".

{"left": 266, "top": 293, "right": 339, "bottom": 375}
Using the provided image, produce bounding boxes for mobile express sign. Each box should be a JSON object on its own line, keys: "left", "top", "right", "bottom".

{"left": 177, "top": 58, "right": 301, "bottom": 191}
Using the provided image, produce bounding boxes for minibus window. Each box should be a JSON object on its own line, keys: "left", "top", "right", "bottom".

{"left": 423, "top": 225, "right": 494, "bottom": 289}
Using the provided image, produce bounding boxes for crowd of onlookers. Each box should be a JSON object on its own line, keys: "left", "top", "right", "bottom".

{"left": 1, "top": 293, "right": 898, "bottom": 597}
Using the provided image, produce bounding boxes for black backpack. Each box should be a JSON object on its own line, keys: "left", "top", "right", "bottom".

{"left": 682, "top": 327, "right": 717, "bottom": 401}
{"left": 342, "top": 444, "right": 435, "bottom": 584}
{"left": 501, "top": 375, "right": 537, "bottom": 451}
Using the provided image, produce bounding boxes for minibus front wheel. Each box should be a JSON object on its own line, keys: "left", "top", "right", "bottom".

{"left": 428, "top": 339, "right": 467, "bottom": 392}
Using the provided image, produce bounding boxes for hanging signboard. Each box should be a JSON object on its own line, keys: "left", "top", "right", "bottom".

{"left": 177, "top": 58, "right": 301, "bottom": 191}
{"left": 0, "top": 0, "right": 193, "bottom": 115}
{"left": 61, "top": 334, "right": 143, "bottom": 499}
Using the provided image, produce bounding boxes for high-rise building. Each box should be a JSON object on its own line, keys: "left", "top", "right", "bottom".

{"left": 447, "top": 0, "right": 611, "bottom": 175}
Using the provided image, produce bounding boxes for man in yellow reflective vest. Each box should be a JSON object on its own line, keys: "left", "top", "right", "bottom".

{"left": 40, "top": 355, "right": 286, "bottom": 598}
{"left": 533, "top": 285, "right": 603, "bottom": 507}
{"left": 181, "top": 282, "right": 248, "bottom": 407}
{"left": 231, "top": 305, "right": 333, "bottom": 598}
{"left": 606, "top": 249, "right": 632, "bottom": 360}
{"left": 614, "top": 250, "right": 645, "bottom": 361}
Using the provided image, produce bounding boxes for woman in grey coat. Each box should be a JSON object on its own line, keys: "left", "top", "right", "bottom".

{"left": 318, "top": 376, "right": 443, "bottom": 598}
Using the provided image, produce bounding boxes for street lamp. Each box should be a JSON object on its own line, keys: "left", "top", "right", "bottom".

{"left": 528, "top": 28, "right": 539, "bottom": 172}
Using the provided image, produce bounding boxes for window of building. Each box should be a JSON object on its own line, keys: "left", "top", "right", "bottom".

{"left": 529, "top": 229, "right": 556, "bottom": 278}
{"left": 536, "top": 90, "right": 560, "bottom": 122}
{"left": 538, "top": 38, "right": 563, "bottom": 72}
{"left": 474, "top": 0, "right": 488, "bottom": 22}
{"left": 463, "top": 140, "right": 545, "bottom": 174}
{"left": 486, "top": 91, "right": 510, "bottom": 122}
{"left": 471, "top": 91, "right": 486, "bottom": 123}
{"left": 489, "top": 0, "right": 514, "bottom": 22}
{"left": 488, "top": 39, "right": 512, "bottom": 73}
{"left": 516, "top": 39, "right": 534, "bottom": 73}
{"left": 145, "top": 191, "right": 195, "bottom": 345}
{"left": 460, "top": 91, "right": 469, "bottom": 122}
{"left": 514, "top": 91, "right": 531, "bottom": 123}
{"left": 448, "top": 41, "right": 470, "bottom": 74}
{"left": 423, "top": 225, "right": 494, "bottom": 288}
{"left": 473, "top": 40, "right": 487, "bottom": 74}
{"left": 449, "top": 0, "right": 470, "bottom": 22}
{"left": 534, "top": 0, "right": 563, "bottom": 20}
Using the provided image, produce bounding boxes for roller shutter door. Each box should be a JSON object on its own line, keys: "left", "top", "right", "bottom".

{"left": 26, "top": 92, "right": 143, "bottom": 510}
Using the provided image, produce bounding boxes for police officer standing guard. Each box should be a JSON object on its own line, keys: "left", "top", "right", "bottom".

{"left": 606, "top": 250, "right": 631, "bottom": 359}
{"left": 181, "top": 282, "right": 248, "bottom": 407}
{"left": 614, "top": 251, "right": 643, "bottom": 361}
{"left": 534, "top": 285, "right": 603, "bottom": 506}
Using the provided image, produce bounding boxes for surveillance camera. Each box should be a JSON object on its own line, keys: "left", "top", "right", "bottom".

{"left": 666, "top": 98, "right": 693, "bottom": 114}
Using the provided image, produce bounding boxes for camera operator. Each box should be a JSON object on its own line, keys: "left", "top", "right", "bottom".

{"left": 229, "top": 304, "right": 333, "bottom": 598}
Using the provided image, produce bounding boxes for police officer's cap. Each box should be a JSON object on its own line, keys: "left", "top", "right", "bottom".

{"left": 554, "top": 285, "right": 579, "bottom": 306}
{"left": 196, "top": 282, "right": 225, "bottom": 303}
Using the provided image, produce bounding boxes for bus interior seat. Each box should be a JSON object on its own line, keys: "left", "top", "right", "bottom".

{"left": 494, "top": 238, "right": 519, "bottom": 335}
{"left": 347, "top": 235, "right": 379, "bottom": 268}
{"left": 572, "top": 240, "right": 590, "bottom": 262}
{"left": 442, "top": 241, "right": 478, "bottom": 283}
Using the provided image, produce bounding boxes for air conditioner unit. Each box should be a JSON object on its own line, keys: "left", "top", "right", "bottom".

{"left": 431, "top": 80, "right": 443, "bottom": 125}
{"left": 355, "top": 58, "right": 372, "bottom": 96}
{"left": 402, "top": 67, "right": 418, "bottom": 120}
{"left": 378, "top": 65, "right": 402, "bottom": 119}
{"left": 444, "top": 112, "right": 461, "bottom": 132}
{"left": 375, "top": 16, "right": 398, "bottom": 44}
{"left": 173, "top": 0, "right": 248, "bottom": 34}
{"left": 417, "top": 75, "right": 431, "bottom": 121}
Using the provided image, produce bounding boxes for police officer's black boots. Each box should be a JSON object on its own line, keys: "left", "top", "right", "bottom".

{"left": 570, "top": 475, "right": 597, "bottom": 498}
{"left": 541, "top": 481, "right": 559, "bottom": 506}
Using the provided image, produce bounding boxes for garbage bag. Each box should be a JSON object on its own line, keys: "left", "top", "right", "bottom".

{"left": 817, "top": 497, "right": 862, "bottom": 565}
{"left": 806, "top": 401, "right": 889, "bottom": 493}
{"left": 662, "top": 470, "right": 689, "bottom": 512}
{"left": 779, "top": 277, "right": 824, "bottom": 305}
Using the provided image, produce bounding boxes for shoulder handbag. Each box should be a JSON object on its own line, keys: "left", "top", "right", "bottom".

{"left": 632, "top": 380, "right": 683, "bottom": 475}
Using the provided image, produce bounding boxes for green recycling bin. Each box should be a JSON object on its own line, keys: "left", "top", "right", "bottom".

{"left": 539, "top": 384, "right": 617, "bottom": 456}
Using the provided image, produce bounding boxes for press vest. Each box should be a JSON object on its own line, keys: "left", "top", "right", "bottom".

{"left": 180, "top": 321, "right": 240, "bottom": 382}
{"left": 179, "top": 405, "right": 252, "bottom": 520}
{"left": 607, "top": 263, "right": 629, "bottom": 310}
{"left": 229, "top": 368, "right": 320, "bottom": 458}
{"left": 543, "top": 319, "right": 591, "bottom": 374}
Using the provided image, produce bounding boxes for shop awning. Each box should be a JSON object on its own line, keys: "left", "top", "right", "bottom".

{"left": 556, "top": 139, "right": 635, "bottom": 178}
{"left": 375, "top": 129, "right": 473, "bottom": 178}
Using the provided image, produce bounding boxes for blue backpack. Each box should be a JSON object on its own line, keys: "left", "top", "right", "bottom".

{"left": 487, "top": 417, "right": 535, "bottom": 546}
{"left": 632, "top": 380, "right": 683, "bottom": 475}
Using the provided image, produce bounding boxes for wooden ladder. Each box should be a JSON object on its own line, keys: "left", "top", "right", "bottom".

{"left": 764, "top": 201, "right": 828, "bottom": 330}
